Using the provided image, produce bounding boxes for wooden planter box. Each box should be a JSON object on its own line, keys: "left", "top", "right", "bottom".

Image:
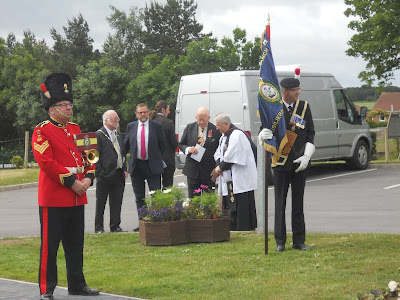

{"left": 139, "top": 220, "right": 189, "bottom": 246}
{"left": 188, "top": 218, "right": 230, "bottom": 243}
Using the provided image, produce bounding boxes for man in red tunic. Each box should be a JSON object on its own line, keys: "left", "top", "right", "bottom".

{"left": 32, "top": 73, "right": 99, "bottom": 300}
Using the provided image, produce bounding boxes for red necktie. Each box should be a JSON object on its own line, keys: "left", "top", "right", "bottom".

{"left": 141, "top": 123, "right": 146, "bottom": 159}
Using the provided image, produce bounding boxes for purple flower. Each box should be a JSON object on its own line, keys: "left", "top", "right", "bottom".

{"left": 194, "top": 188, "right": 202, "bottom": 194}
{"left": 200, "top": 184, "right": 208, "bottom": 189}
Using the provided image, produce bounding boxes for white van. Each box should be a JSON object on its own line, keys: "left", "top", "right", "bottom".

{"left": 175, "top": 70, "right": 372, "bottom": 175}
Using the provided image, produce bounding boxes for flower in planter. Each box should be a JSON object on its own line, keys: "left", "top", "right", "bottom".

{"left": 357, "top": 279, "right": 400, "bottom": 299}
{"left": 138, "top": 186, "right": 186, "bottom": 222}
{"left": 185, "top": 187, "right": 221, "bottom": 219}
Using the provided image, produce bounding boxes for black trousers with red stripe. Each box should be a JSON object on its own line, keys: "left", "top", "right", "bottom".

{"left": 39, "top": 205, "right": 86, "bottom": 294}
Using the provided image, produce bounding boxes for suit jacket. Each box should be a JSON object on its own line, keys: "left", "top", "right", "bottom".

{"left": 124, "top": 119, "right": 166, "bottom": 176}
{"left": 95, "top": 126, "right": 126, "bottom": 181}
{"left": 153, "top": 114, "right": 178, "bottom": 166}
{"left": 179, "top": 122, "right": 221, "bottom": 179}
{"left": 274, "top": 100, "right": 315, "bottom": 172}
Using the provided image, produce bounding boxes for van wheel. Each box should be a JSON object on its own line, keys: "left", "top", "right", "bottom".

{"left": 349, "top": 140, "right": 369, "bottom": 170}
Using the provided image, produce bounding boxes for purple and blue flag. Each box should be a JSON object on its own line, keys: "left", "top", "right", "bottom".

{"left": 257, "top": 24, "right": 288, "bottom": 166}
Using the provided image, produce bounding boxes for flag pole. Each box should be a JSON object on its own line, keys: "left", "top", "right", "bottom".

{"left": 264, "top": 13, "right": 270, "bottom": 255}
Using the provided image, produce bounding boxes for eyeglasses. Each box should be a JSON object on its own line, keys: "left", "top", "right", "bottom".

{"left": 136, "top": 111, "right": 148, "bottom": 115}
{"left": 54, "top": 103, "right": 74, "bottom": 108}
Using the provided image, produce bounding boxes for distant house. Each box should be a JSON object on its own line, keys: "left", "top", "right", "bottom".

{"left": 371, "top": 92, "right": 400, "bottom": 122}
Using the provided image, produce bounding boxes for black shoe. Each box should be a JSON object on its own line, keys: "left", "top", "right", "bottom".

{"left": 293, "top": 243, "right": 311, "bottom": 251}
{"left": 68, "top": 286, "right": 99, "bottom": 296}
{"left": 133, "top": 227, "right": 139, "bottom": 232}
{"left": 95, "top": 229, "right": 105, "bottom": 234}
{"left": 111, "top": 227, "right": 125, "bottom": 233}
{"left": 275, "top": 245, "right": 286, "bottom": 252}
{"left": 40, "top": 293, "right": 54, "bottom": 300}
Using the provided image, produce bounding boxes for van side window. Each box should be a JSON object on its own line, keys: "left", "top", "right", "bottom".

{"left": 333, "top": 90, "right": 360, "bottom": 124}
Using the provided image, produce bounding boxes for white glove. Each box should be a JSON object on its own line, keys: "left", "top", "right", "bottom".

{"left": 293, "top": 142, "right": 315, "bottom": 173}
{"left": 258, "top": 128, "right": 273, "bottom": 145}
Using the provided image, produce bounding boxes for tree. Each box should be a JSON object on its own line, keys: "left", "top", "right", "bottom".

{"left": 344, "top": 0, "right": 400, "bottom": 87}
{"left": 142, "top": 0, "right": 209, "bottom": 56}
{"left": 0, "top": 34, "right": 50, "bottom": 139}
{"left": 73, "top": 59, "right": 131, "bottom": 132}
{"left": 121, "top": 54, "right": 181, "bottom": 122}
{"left": 50, "top": 13, "right": 98, "bottom": 78}
{"left": 183, "top": 36, "right": 221, "bottom": 74}
{"left": 103, "top": 5, "right": 145, "bottom": 76}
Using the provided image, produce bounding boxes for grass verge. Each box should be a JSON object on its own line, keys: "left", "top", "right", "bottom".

{"left": 1, "top": 232, "right": 399, "bottom": 299}
{"left": 0, "top": 168, "right": 39, "bottom": 187}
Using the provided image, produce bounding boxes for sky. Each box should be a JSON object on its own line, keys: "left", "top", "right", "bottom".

{"left": 1, "top": 0, "right": 399, "bottom": 88}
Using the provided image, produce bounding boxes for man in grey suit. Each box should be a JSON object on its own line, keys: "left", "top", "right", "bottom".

{"left": 124, "top": 103, "right": 166, "bottom": 230}
{"left": 95, "top": 110, "right": 128, "bottom": 233}
{"left": 179, "top": 107, "right": 221, "bottom": 198}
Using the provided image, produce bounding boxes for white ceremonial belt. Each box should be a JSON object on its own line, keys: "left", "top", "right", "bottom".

{"left": 66, "top": 167, "right": 85, "bottom": 174}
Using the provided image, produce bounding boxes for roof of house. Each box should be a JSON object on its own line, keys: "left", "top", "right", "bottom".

{"left": 373, "top": 92, "right": 400, "bottom": 111}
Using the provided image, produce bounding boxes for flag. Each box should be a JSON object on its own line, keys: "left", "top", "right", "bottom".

{"left": 257, "top": 23, "right": 288, "bottom": 166}
{"left": 74, "top": 132, "right": 98, "bottom": 152}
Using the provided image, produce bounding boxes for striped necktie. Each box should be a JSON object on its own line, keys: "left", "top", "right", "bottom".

{"left": 112, "top": 131, "right": 123, "bottom": 169}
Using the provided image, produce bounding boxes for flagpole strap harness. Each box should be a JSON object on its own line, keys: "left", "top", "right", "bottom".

{"left": 274, "top": 101, "right": 308, "bottom": 166}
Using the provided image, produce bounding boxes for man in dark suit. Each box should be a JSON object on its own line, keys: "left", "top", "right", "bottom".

{"left": 150, "top": 100, "right": 178, "bottom": 189}
{"left": 95, "top": 110, "right": 128, "bottom": 234}
{"left": 259, "top": 77, "right": 315, "bottom": 252}
{"left": 124, "top": 103, "right": 166, "bottom": 230}
{"left": 179, "top": 107, "right": 221, "bottom": 198}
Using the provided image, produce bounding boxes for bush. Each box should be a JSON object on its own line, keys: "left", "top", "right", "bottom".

{"left": 138, "top": 186, "right": 186, "bottom": 222}
{"left": 367, "top": 120, "right": 387, "bottom": 128}
{"left": 185, "top": 186, "right": 220, "bottom": 219}
{"left": 10, "top": 156, "right": 24, "bottom": 169}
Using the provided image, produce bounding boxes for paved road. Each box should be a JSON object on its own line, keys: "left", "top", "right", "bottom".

{"left": 0, "top": 278, "right": 142, "bottom": 300}
{"left": 0, "top": 170, "right": 188, "bottom": 238}
{"left": 1, "top": 165, "right": 399, "bottom": 238}
{"left": 267, "top": 163, "right": 400, "bottom": 234}
{"left": 1, "top": 164, "right": 399, "bottom": 299}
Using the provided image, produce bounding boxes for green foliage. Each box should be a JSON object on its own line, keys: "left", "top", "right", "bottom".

{"left": 140, "top": 187, "right": 186, "bottom": 222}
{"left": 367, "top": 109, "right": 389, "bottom": 119}
{"left": 367, "top": 120, "right": 387, "bottom": 128}
{"left": 185, "top": 189, "right": 220, "bottom": 219}
{"left": 346, "top": 86, "right": 400, "bottom": 103}
{"left": 50, "top": 13, "right": 97, "bottom": 79}
{"left": 142, "top": 0, "right": 209, "bottom": 56}
{"left": 344, "top": 0, "right": 400, "bottom": 87}
{"left": 103, "top": 6, "right": 144, "bottom": 75}
{"left": 122, "top": 54, "right": 181, "bottom": 121}
{"left": 73, "top": 59, "right": 130, "bottom": 132}
{"left": 10, "top": 155, "right": 24, "bottom": 168}
{"left": 183, "top": 36, "right": 221, "bottom": 74}
{"left": 0, "top": 34, "right": 49, "bottom": 134}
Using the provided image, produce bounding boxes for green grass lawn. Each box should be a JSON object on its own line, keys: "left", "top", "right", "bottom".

{"left": 1, "top": 232, "right": 399, "bottom": 299}
{"left": 0, "top": 168, "right": 39, "bottom": 186}
{"left": 354, "top": 101, "right": 376, "bottom": 111}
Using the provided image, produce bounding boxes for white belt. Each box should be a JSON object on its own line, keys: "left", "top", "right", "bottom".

{"left": 66, "top": 166, "right": 85, "bottom": 174}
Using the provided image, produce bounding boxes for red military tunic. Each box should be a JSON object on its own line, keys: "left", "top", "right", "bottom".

{"left": 32, "top": 118, "right": 95, "bottom": 207}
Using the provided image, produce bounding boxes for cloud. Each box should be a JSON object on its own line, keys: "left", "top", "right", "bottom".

{"left": 0, "top": 0, "right": 398, "bottom": 87}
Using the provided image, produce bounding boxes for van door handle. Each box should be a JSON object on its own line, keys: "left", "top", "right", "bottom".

{"left": 336, "top": 121, "right": 339, "bottom": 129}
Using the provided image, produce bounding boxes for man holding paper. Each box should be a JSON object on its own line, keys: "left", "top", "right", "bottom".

{"left": 179, "top": 107, "right": 221, "bottom": 198}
